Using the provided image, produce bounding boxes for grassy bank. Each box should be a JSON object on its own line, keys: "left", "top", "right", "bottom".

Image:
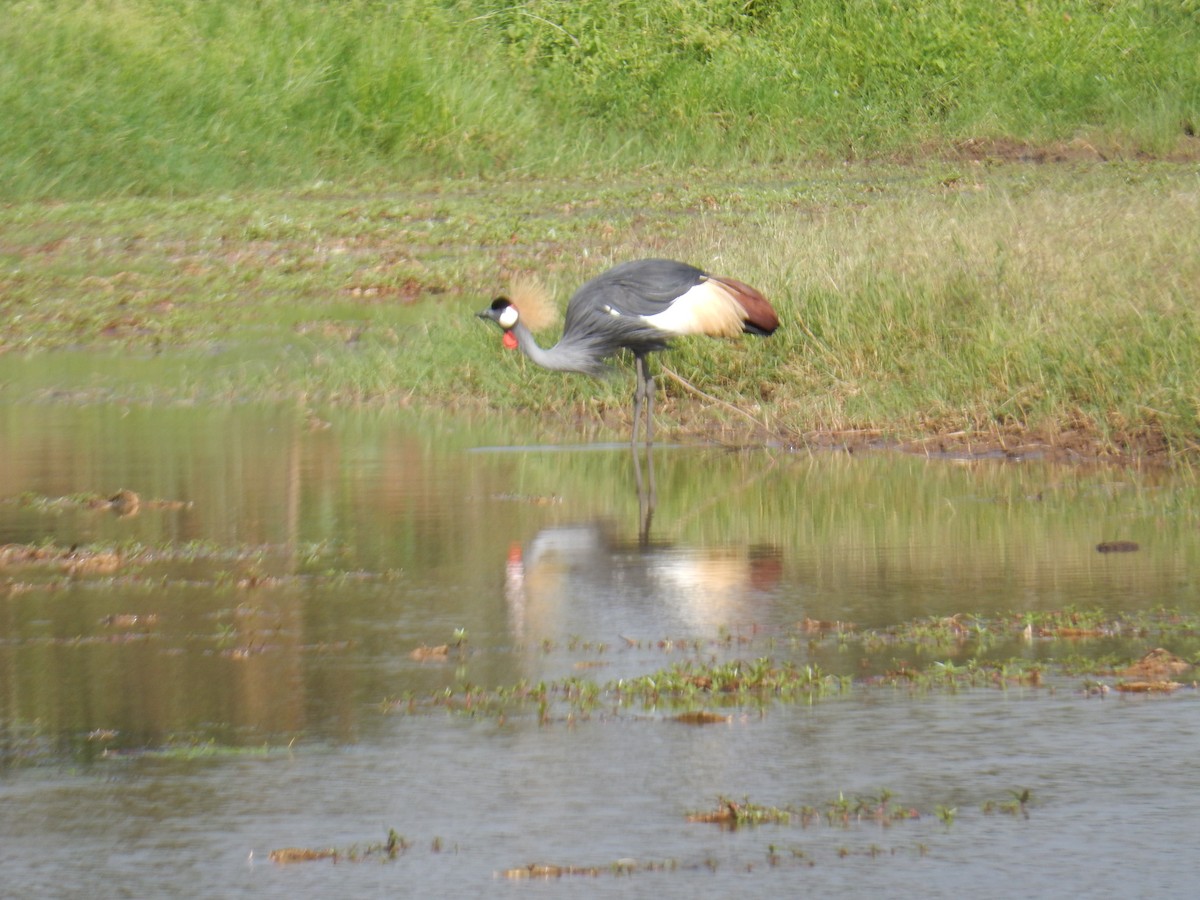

{"left": 2, "top": 162, "right": 1197, "bottom": 460}
{"left": 2, "top": 0, "right": 1197, "bottom": 199}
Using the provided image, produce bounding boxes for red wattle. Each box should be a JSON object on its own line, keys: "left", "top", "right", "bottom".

{"left": 502, "top": 331, "right": 518, "bottom": 350}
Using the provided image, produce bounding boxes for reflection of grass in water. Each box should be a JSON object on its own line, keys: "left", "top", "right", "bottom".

{"left": 0, "top": 733, "right": 286, "bottom": 769}
{"left": 109, "top": 739, "right": 278, "bottom": 761}
{"left": 487, "top": 448, "right": 1200, "bottom": 617}
{"left": 0, "top": 535, "right": 363, "bottom": 582}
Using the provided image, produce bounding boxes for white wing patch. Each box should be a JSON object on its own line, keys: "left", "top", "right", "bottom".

{"left": 639, "top": 279, "right": 745, "bottom": 338}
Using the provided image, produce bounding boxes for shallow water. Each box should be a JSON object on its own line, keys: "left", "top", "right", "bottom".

{"left": 1, "top": 397, "right": 1198, "bottom": 897}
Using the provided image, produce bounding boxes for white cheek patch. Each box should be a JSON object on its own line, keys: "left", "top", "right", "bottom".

{"left": 498, "top": 305, "right": 520, "bottom": 329}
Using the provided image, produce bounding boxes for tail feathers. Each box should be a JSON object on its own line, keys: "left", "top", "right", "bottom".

{"left": 711, "top": 276, "right": 779, "bottom": 335}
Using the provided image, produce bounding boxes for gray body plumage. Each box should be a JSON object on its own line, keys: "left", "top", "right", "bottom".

{"left": 498, "top": 260, "right": 708, "bottom": 374}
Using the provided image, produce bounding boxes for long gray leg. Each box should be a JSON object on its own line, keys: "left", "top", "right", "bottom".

{"left": 631, "top": 354, "right": 656, "bottom": 449}
{"left": 631, "top": 355, "right": 646, "bottom": 448}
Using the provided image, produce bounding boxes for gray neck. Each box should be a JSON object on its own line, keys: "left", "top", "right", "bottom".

{"left": 510, "top": 322, "right": 603, "bottom": 375}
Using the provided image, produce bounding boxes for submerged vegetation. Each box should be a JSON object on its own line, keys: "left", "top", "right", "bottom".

{"left": 384, "top": 608, "right": 1197, "bottom": 724}
{"left": 269, "top": 828, "right": 412, "bottom": 865}
{"left": 273, "top": 790, "right": 1028, "bottom": 877}
{"left": 273, "top": 785, "right": 1039, "bottom": 879}
{"left": 686, "top": 791, "right": 924, "bottom": 828}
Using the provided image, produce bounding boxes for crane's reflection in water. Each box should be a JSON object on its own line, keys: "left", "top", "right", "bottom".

{"left": 504, "top": 520, "right": 783, "bottom": 642}
{"left": 633, "top": 441, "right": 656, "bottom": 538}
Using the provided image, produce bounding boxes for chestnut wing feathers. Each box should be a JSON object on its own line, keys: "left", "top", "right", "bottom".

{"left": 709, "top": 275, "right": 779, "bottom": 335}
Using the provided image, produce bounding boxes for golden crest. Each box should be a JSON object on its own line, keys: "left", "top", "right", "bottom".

{"left": 507, "top": 275, "right": 559, "bottom": 332}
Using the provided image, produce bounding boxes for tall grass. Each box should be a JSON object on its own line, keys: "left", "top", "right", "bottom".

{"left": 1, "top": 165, "right": 1197, "bottom": 455}
{"left": 0, "top": 0, "right": 535, "bottom": 197}
{"left": 719, "top": 167, "right": 1200, "bottom": 450}
{"left": 2, "top": 0, "right": 1197, "bottom": 198}
{"left": 495, "top": 0, "right": 1200, "bottom": 156}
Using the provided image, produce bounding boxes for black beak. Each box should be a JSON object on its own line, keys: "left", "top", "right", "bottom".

{"left": 477, "top": 298, "right": 510, "bottom": 327}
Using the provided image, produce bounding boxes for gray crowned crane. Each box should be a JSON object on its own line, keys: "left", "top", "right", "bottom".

{"left": 476, "top": 258, "right": 779, "bottom": 447}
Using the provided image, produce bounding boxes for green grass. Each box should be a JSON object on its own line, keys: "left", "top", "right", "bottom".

{"left": 2, "top": 164, "right": 1198, "bottom": 458}
{"left": 742, "top": 164, "right": 1200, "bottom": 451}
{"left": 0, "top": 0, "right": 536, "bottom": 198}
{"left": 496, "top": 0, "right": 1200, "bottom": 157}
{"left": 8, "top": 0, "right": 1192, "bottom": 452}
{"left": 1, "top": 0, "right": 1197, "bottom": 199}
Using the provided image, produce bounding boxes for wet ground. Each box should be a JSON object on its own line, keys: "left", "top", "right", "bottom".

{"left": 2, "top": 386, "right": 1199, "bottom": 897}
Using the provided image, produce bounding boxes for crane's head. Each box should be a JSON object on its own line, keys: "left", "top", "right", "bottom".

{"left": 478, "top": 276, "right": 557, "bottom": 350}
{"left": 477, "top": 297, "right": 521, "bottom": 349}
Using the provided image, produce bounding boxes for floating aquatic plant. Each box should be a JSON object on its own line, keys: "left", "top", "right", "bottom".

{"left": 269, "top": 828, "right": 410, "bottom": 864}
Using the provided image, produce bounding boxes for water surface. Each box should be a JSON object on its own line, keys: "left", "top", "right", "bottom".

{"left": 1, "top": 396, "right": 1197, "bottom": 897}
